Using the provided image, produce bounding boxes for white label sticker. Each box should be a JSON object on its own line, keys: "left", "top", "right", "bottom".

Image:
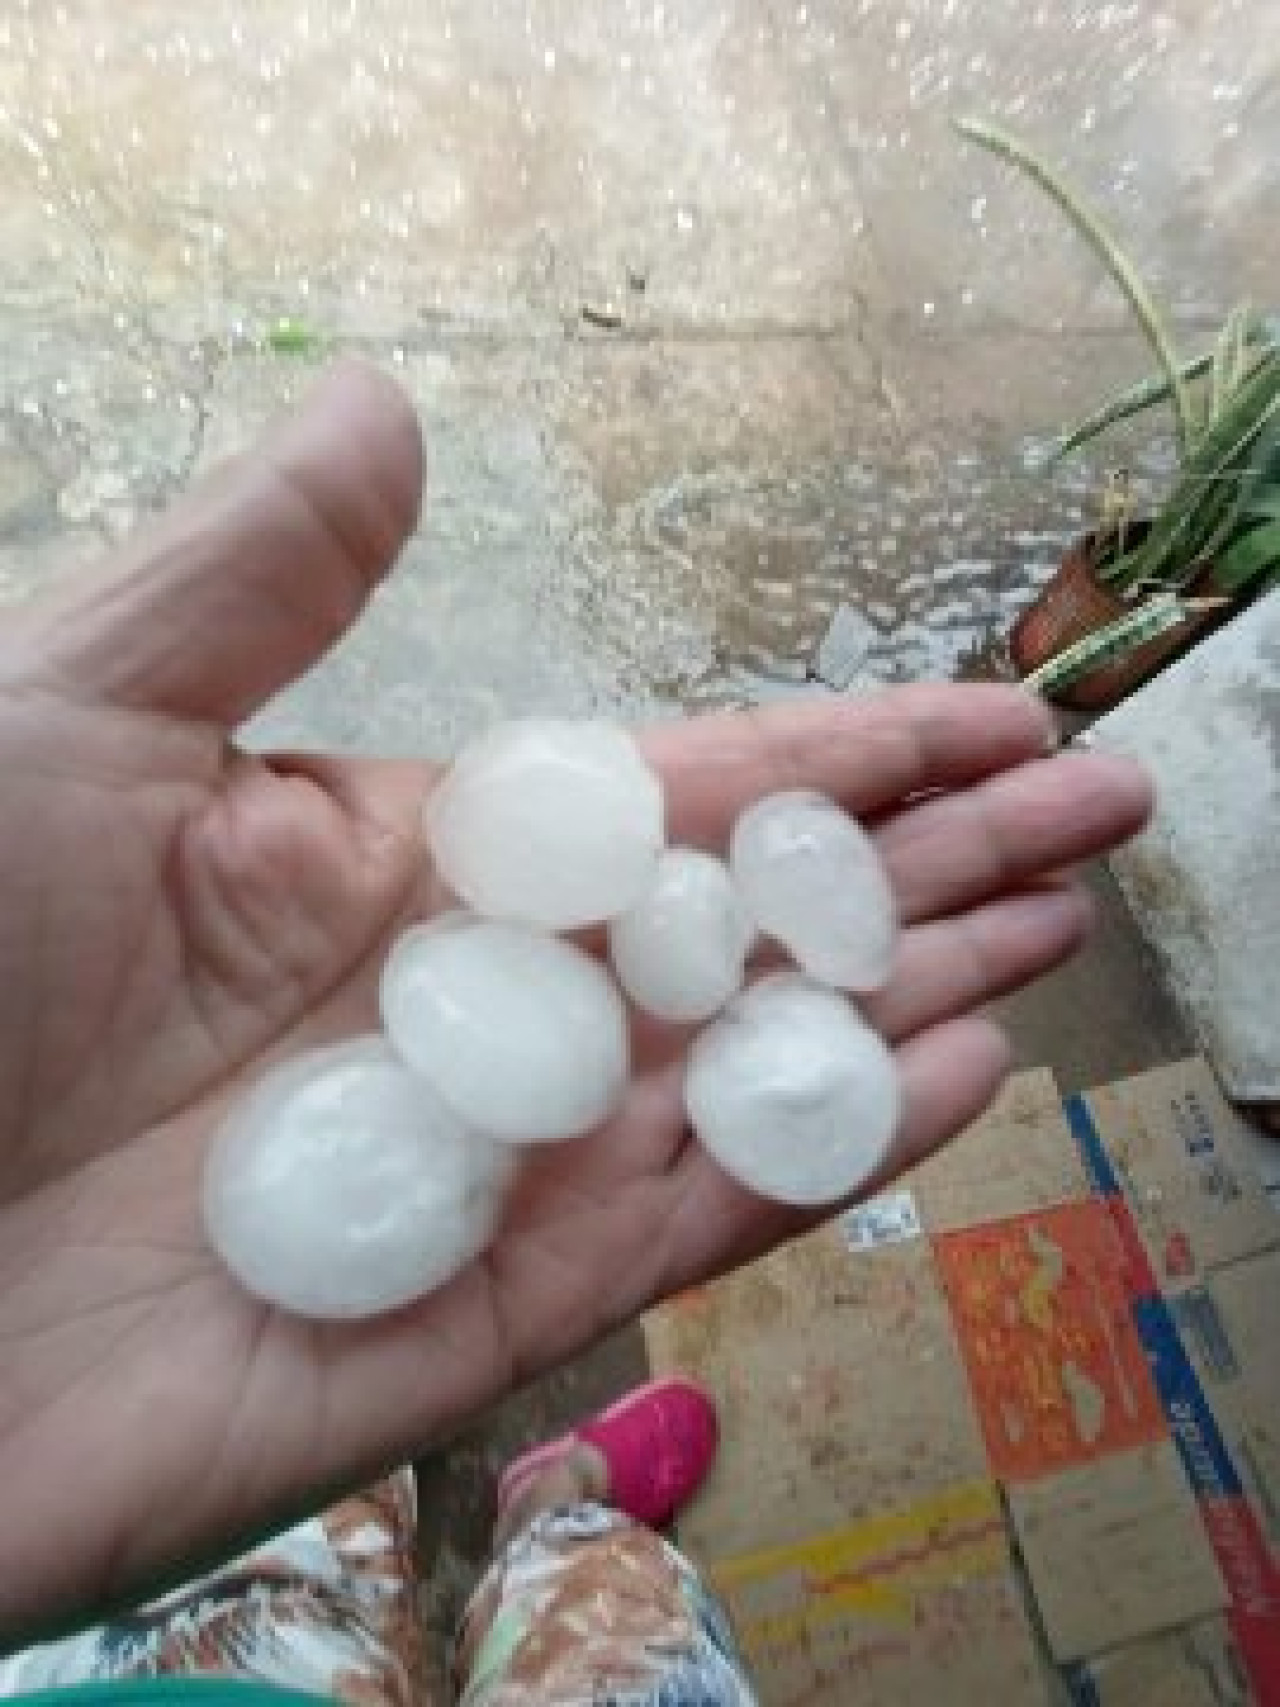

{"left": 841, "top": 1188, "right": 922, "bottom": 1251}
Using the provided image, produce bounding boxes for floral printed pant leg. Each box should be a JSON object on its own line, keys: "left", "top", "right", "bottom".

{"left": 453, "top": 1504, "right": 757, "bottom": 1707}
{"left": 0, "top": 1491, "right": 756, "bottom": 1707}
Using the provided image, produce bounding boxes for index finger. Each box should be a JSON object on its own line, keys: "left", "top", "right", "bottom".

{"left": 641, "top": 682, "right": 1054, "bottom": 846}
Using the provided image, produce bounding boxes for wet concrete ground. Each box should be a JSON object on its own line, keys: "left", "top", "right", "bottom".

{"left": 6, "top": 3, "right": 1280, "bottom": 748}
{"left": 1, "top": 0, "right": 1270, "bottom": 1687}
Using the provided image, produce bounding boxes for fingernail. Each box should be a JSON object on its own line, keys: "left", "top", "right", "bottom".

{"left": 1088, "top": 750, "right": 1156, "bottom": 812}
{"left": 1015, "top": 685, "right": 1061, "bottom": 752}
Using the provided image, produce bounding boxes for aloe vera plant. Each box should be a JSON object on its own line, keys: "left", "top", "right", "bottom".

{"left": 959, "top": 118, "right": 1280, "bottom": 696}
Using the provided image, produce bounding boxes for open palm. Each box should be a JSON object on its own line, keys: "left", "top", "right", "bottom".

{"left": 0, "top": 366, "right": 1151, "bottom": 1646}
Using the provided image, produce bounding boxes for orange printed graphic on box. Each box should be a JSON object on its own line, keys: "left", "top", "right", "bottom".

{"left": 935, "top": 1200, "right": 1167, "bottom": 1482}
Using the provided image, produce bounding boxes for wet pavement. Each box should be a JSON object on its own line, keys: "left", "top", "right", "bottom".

{"left": 0, "top": 0, "right": 1265, "bottom": 1687}
{"left": 5, "top": 2, "right": 1279, "bottom": 750}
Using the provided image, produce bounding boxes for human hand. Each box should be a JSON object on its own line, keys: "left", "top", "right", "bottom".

{"left": 0, "top": 365, "right": 1152, "bottom": 1643}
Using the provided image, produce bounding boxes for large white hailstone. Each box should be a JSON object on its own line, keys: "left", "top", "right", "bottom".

{"left": 684, "top": 973, "right": 900, "bottom": 1205}
{"left": 729, "top": 790, "right": 897, "bottom": 990}
{"left": 424, "top": 719, "right": 665, "bottom": 930}
{"left": 203, "top": 1037, "right": 507, "bottom": 1320}
{"left": 381, "top": 915, "right": 629, "bottom": 1144}
{"left": 608, "top": 847, "right": 754, "bottom": 1023}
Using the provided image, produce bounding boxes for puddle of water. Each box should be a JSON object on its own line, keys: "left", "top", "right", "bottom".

{"left": 560, "top": 444, "right": 1168, "bottom": 710}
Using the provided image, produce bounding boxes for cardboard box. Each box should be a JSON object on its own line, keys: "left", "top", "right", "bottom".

{"left": 1080, "top": 1059, "right": 1279, "bottom": 1287}
{"left": 908, "top": 1068, "right": 1091, "bottom": 1234}
{"left": 1173, "top": 1248, "right": 1280, "bottom": 1560}
{"left": 645, "top": 1231, "right": 987, "bottom": 1561}
{"left": 1009, "top": 1441, "right": 1227, "bottom": 1662}
{"left": 1065, "top": 1616, "right": 1250, "bottom": 1706}
{"left": 714, "top": 1481, "right": 1048, "bottom": 1707}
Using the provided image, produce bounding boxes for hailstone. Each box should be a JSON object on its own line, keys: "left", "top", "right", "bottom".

{"left": 381, "top": 915, "right": 629, "bottom": 1144}
{"left": 203, "top": 1037, "right": 507, "bottom": 1320}
{"left": 730, "top": 790, "right": 897, "bottom": 990}
{"left": 425, "top": 719, "right": 664, "bottom": 930}
{"left": 684, "top": 973, "right": 900, "bottom": 1205}
{"left": 608, "top": 847, "right": 753, "bottom": 1023}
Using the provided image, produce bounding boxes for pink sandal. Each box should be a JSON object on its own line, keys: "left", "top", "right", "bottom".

{"left": 496, "top": 1377, "right": 718, "bottom": 1530}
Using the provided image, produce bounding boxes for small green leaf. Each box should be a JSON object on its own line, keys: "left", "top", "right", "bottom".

{"left": 265, "top": 316, "right": 323, "bottom": 356}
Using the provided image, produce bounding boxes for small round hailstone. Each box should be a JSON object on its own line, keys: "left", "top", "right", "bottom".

{"left": 425, "top": 719, "right": 664, "bottom": 930}
{"left": 684, "top": 973, "right": 900, "bottom": 1205}
{"left": 381, "top": 915, "right": 629, "bottom": 1144}
{"left": 203, "top": 1037, "right": 507, "bottom": 1321}
{"left": 730, "top": 789, "right": 897, "bottom": 990}
{"left": 608, "top": 847, "right": 753, "bottom": 1023}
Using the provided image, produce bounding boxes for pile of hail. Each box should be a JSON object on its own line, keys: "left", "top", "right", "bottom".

{"left": 203, "top": 720, "right": 900, "bottom": 1320}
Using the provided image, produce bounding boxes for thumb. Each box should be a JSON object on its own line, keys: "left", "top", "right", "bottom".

{"left": 13, "top": 361, "right": 424, "bottom": 728}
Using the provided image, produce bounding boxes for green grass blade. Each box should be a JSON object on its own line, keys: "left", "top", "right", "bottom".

{"left": 1022, "top": 594, "right": 1190, "bottom": 694}
{"left": 264, "top": 316, "right": 324, "bottom": 356}
{"left": 1212, "top": 519, "right": 1280, "bottom": 597}
{"left": 956, "top": 116, "right": 1192, "bottom": 458}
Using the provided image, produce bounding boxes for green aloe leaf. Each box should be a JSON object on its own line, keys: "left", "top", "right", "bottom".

{"left": 1212, "top": 519, "right": 1280, "bottom": 597}
{"left": 1050, "top": 352, "right": 1214, "bottom": 464}
{"left": 1209, "top": 305, "right": 1248, "bottom": 427}
{"left": 1051, "top": 315, "right": 1276, "bottom": 462}
{"left": 1022, "top": 594, "right": 1192, "bottom": 695}
{"left": 1202, "top": 405, "right": 1280, "bottom": 559}
{"left": 956, "top": 116, "right": 1193, "bottom": 458}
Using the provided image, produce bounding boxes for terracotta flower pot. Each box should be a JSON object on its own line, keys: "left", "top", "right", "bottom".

{"left": 1010, "top": 531, "right": 1223, "bottom": 713}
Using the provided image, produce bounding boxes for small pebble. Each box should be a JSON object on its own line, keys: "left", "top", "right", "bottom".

{"left": 685, "top": 973, "right": 900, "bottom": 1205}
{"left": 203, "top": 1037, "right": 506, "bottom": 1320}
{"left": 425, "top": 719, "right": 664, "bottom": 930}
{"left": 608, "top": 847, "right": 753, "bottom": 1022}
{"left": 381, "top": 915, "right": 630, "bottom": 1143}
{"left": 730, "top": 790, "right": 897, "bottom": 989}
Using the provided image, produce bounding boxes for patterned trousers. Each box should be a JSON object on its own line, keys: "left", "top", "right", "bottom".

{"left": 0, "top": 1477, "right": 757, "bottom": 1707}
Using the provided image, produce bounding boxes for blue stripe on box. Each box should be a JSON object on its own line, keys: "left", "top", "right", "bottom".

{"left": 1132, "top": 1294, "right": 1244, "bottom": 1501}
{"left": 1062, "top": 1664, "right": 1102, "bottom": 1707}
{"left": 1064, "top": 1094, "right": 1122, "bottom": 1197}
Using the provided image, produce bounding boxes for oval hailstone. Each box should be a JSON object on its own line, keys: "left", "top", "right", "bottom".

{"left": 381, "top": 916, "right": 629, "bottom": 1144}
{"left": 685, "top": 973, "right": 900, "bottom": 1205}
{"left": 425, "top": 719, "right": 665, "bottom": 930}
{"left": 608, "top": 847, "right": 753, "bottom": 1023}
{"left": 203, "top": 1037, "right": 506, "bottom": 1320}
{"left": 730, "top": 790, "right": 897, "bottom": 990}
